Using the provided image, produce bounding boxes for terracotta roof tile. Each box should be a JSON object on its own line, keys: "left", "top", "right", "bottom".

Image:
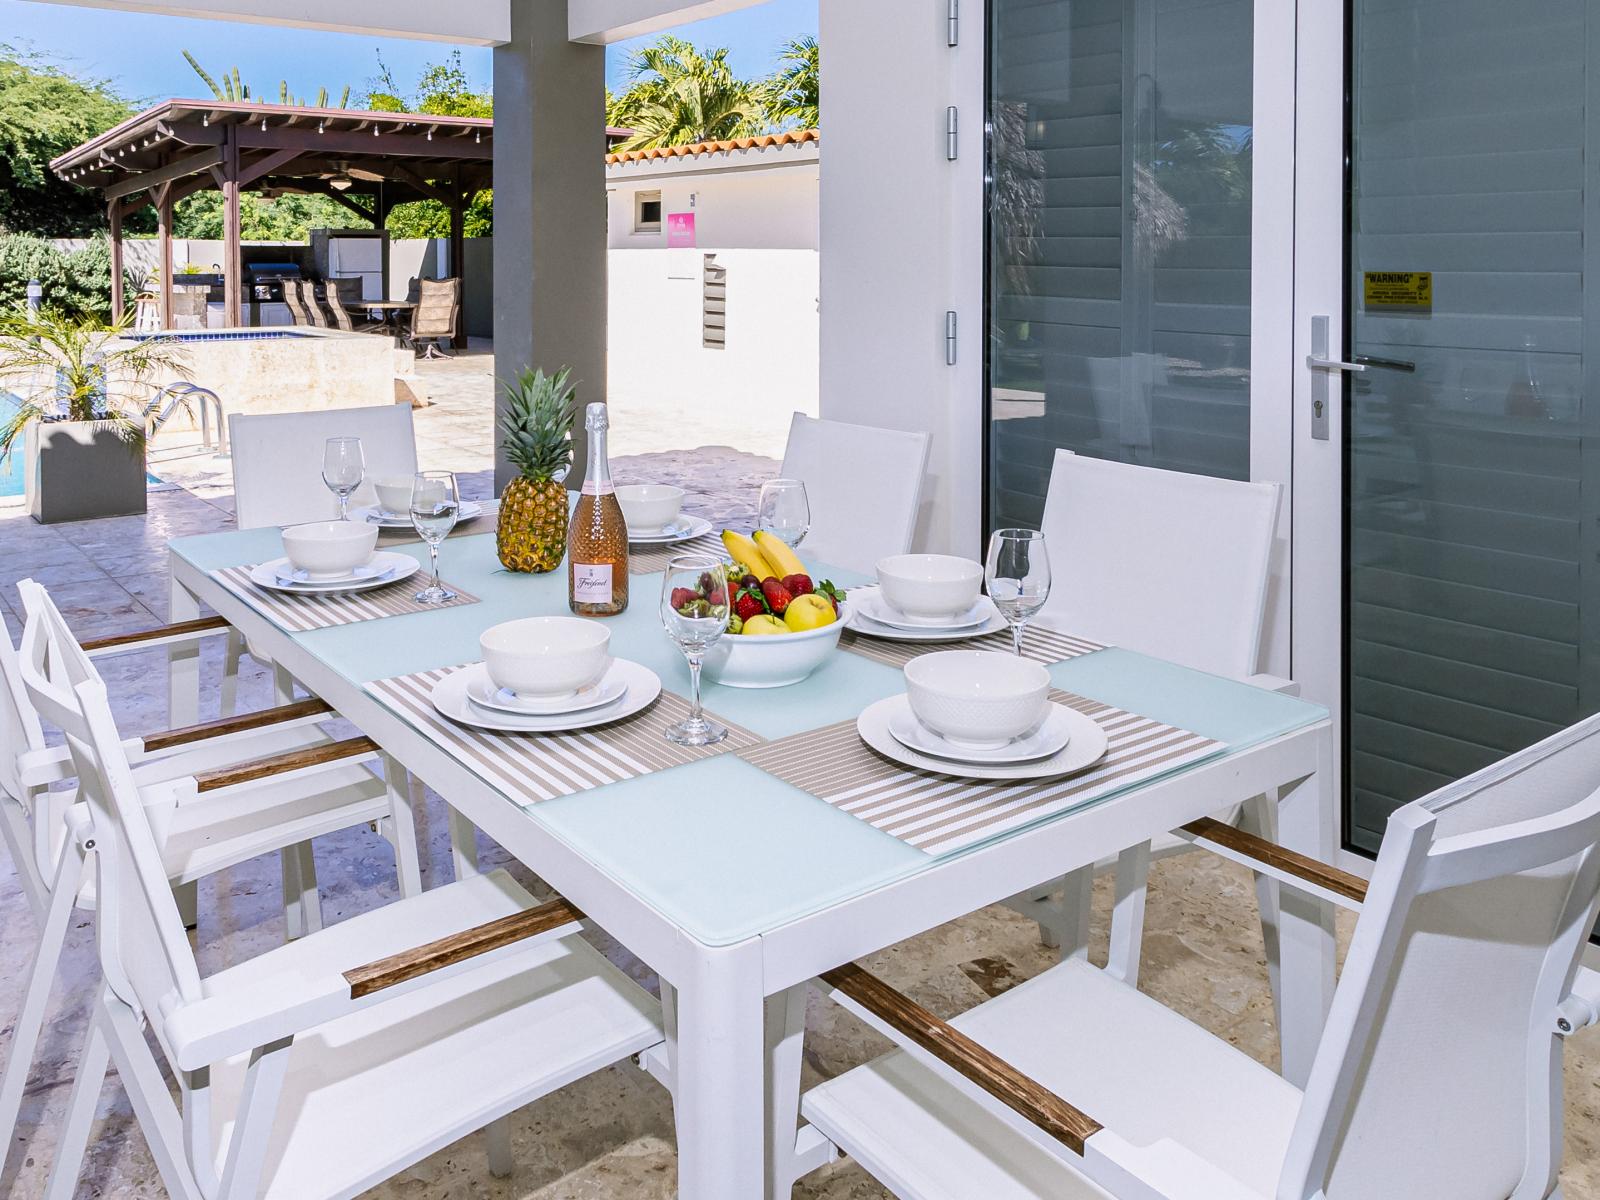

{"left": 606, "top": 129, "right": 819, "bottom": 165}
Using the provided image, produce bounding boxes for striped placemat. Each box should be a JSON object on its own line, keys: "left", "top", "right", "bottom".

{"left": 841, "top": 623, "right": 1105, "bottom": 669}
{"left": 366, "top": 664, "right": 762, "bottom": 804}
{"left": 739, "top": 690, "right": 1222, "bottom": 857}
{"left": 628, "top": 533, "right": 727, "bottom": 576}
{"left": 212, "top": 565, "right": 481, "bottom": 633}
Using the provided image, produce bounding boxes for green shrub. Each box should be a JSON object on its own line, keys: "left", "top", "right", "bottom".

{"left": 0, "top": 233, "right": 130, "bottom": 322}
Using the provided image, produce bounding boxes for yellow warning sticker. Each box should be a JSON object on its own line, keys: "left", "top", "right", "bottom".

{"left": 1363, "top": 271, "right": 1432, "bottom": 311}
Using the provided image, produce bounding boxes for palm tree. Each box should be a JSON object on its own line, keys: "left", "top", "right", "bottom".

{"left": 763, "top": 36, "right": 819, "bottom": 130}
{"left": 0, "top": 306, "right": 183, "bottom": 460}
{"left": 606, "top": 36, "right": 765, "bottom": 151}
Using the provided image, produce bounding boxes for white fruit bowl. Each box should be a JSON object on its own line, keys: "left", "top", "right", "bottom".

{"left": 702, "top": 601, "right": 852, "bottom": 689}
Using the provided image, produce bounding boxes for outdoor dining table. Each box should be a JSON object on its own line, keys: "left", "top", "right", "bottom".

{"left": 165, "top": 524, "right": 1336, "bottom": 1200}
{"left": 345, "top": 299, "right": 415, "bottom": 336}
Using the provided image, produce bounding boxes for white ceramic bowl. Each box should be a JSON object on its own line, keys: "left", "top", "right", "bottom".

{"left": 480, "top": 617, "right": 613, "bottom": 699}
{"left": 616, "top": 484, "right": 686, "bottom": 533}
{"left": 876, "top": 554, "right": 985, "bottom": 620}
{"left": 280, "top": 521, "right": 379, "bottom": 580}
{"left": 373, "top": 476, "right": 414, "bottom": 516}
{"left": 903, "top": 650, "right": 1051, "bottom": 750}
{"left": 703, "top": 602, "right": 851, "bottom": 689}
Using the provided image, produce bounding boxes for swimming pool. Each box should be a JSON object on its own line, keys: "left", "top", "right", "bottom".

{"left": 124, "top": 329, "right": 313, "bottom": 343}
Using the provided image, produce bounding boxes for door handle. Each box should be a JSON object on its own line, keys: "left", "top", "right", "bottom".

{"left": 1306, "top": 355, "right": 1367, "bottom": 373}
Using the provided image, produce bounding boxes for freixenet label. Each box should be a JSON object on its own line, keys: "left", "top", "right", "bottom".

{"left": 572, "top": 563, "right": 614, "bottom": 604}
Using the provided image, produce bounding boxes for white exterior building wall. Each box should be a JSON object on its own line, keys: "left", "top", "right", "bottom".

{"left": 606, "top": 248, "right": 819, "bottom": 458}
{"left": 607, "top": 162, "right": 819, "bottom": 251}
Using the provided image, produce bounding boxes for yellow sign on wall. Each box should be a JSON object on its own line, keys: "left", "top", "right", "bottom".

{"left": 1364, "top": 271, "right": 1432, "bottom": 311}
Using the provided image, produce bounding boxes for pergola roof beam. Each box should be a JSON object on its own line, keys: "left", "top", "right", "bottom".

{"left": 237, "top": 148, "right": 304, "bottom": 187}
{"left": 102, "top": 146, "right": 225, "bottom": 200}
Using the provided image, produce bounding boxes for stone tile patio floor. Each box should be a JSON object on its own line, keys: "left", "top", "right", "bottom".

{"left": 0, "top": 374, "right": 1596, "bottom": 1195}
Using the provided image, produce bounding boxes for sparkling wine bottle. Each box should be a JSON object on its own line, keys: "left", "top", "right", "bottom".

{"left": 568, "top": 402, "right": 629, "bottom": 616}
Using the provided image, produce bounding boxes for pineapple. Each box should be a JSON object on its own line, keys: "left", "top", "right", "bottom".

{"left": 496, "top": 367, "right": 577, "bottom": 573}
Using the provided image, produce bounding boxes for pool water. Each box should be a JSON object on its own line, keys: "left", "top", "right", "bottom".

{"left": 1, "top": 394, "right": 160, "bottom": 499}
{"left": 124, "top": 329, "right": 312, "bottom": 343}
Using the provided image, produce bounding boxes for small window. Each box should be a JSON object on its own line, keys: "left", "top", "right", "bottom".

{"left": 635, "top": 191, "right": 663, "bottom": 234}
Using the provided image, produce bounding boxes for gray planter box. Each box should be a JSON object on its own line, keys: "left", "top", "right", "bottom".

{"left": 25, "top": 419, "right": 147, "bottom": 524}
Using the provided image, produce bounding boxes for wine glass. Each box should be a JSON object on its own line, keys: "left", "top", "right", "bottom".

{"left": 758, "top": 478, "right": 811, "bottom": 549}
{"left": 661, "top": 554, "right": 730, "bottom": 746}
{"left": 410, "top": 470, "right": 460, "bottom": 604}
{"left": 985, "top": 528, "right": 1051, "bottom": 657}
{"left": 322, "top": 436, "right": 364, "bottom": 521}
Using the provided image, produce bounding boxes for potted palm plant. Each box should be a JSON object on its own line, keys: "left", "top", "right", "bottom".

{"left": 0, "top": 305, "right": 183, "bottom": 523}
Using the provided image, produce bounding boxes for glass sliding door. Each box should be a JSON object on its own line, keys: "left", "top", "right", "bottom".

{"left": 1341, "top": 0, "right": 1596, "bottom": 850}
{"left": 987, "top": 0, "right": 1256, "bottom": 532}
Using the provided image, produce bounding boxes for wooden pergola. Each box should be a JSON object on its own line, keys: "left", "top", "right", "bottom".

{"left": 51, "top": 99, "right": 493, "bottom": 335}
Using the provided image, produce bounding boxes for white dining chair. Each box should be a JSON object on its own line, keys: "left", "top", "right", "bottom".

{"left": 0, "top": 588, "right": 424, "bottom": 1181}
{"left": 780, "top": 412, "right": 931, "bottom": 575}
{"left": 799, "top": 713, "right": 1600, "bottom": 1200}
{"left": 17, "top": 591, "right": 665, "bottom": 1200}
{"left": 221, "top": 403, "right": 420, "bottom": 714}
{"left": 229, "top": 404, "right": 420, "bottom": 530}
{"left": 1012, "top": 450, "right": 1290, "bottom": 985}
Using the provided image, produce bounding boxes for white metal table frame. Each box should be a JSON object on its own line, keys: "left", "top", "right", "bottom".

{"left": 169, "top": 554, "right": 1337, "bottom": 1200}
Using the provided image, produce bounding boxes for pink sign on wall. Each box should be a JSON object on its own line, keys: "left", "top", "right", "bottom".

{"left": 667, "top": 212, "right": 697, "bottom": 248}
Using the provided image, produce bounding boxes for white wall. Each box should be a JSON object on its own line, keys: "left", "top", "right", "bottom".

{"left": 818, "top": 0, "right": 984, "bottom": 556}
{"left": 607, "top": 248, "right": 819, "bottom": 457}
{"left": 607, "top": 161, "right": 819, "bottom": 251}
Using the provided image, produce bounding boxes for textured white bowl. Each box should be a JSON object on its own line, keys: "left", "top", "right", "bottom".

{"left": 480, "top": 617, "right": 612, "bottom": 698}
{"left": 373, "top": 476, "right": 414, "bottom": 516}
{"left": 616, "top": 484, "right": 686, "bottom": 533}
{"left": 903, "top": 650, "right": 1051, "bottom": 750}
{"left": 702, "top": 602, "right": 850, "bottom": 689}
{"left": 876, "top": 554, "right": 985, "bottom": 620}
{"left": 280, "top": 521, "right": 379, "bottom": 580}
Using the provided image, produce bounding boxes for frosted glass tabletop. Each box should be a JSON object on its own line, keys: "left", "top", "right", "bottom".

{"left": 171, "top": 527, "right": 1328, "bottom": 946}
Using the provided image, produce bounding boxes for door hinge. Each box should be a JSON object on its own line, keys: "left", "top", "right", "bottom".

{"left": 946, "top": 107, "right": 959, "bottom": 160}
{"left": 948, "top": 0, "right": 960, "bottom": 46}
{"left": 945, "top": 311, "right": 958, "bottom": 365}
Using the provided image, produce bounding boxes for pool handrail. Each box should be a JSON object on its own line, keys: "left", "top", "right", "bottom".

{"left": 144, "top": 382, "right": 227, "bottom": 456}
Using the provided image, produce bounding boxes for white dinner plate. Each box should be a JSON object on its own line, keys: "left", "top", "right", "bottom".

{"left": 355, "top": 501, "right": 484, "bottom": 528}
{"left": 847, "top": 588, "right": 1009, "bottom": 642}
{"left": 431, "top": 658, "right": 661, "bottom": 733}
{"left": 250, "top": 553, "right": 421, "bottom": 595}
{"left": 888, "top": 703, "right": 1073, "bottom": 764}
{"left": 858, "top": 695, "right": 1108, "bottom": 781}
{"left": 628, "top": 515, "right": 713, "bottom": 545}
{"left": 851, "top": 587, "right": 995, "bottom": 632}
{"left": 465, "top": 662, "right": 630, "bottom": 716}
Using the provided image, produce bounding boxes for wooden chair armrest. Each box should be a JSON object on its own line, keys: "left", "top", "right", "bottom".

{"left": 140, "top": 698, "right": 333, "bottom": 755}
{"left": 191, "top": 735, "right": 376, "bottom": 794}
{"left": 345, "top": 897, "right": 584, "bottom": 998}
{"left": 819, "top": 962, "right": 1102, "bottom": 1156}
{"left": 1181, "top": 816, "right": 1367, "bottom": 906}
{"left": 78, "top": 615, "right": 230, "bottom": 656}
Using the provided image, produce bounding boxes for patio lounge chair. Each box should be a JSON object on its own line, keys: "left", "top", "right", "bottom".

{"left": 405, "top": 276, "right": 460, "bottom": 359}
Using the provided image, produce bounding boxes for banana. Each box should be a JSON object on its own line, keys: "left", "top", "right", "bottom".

{"left": 721, "top": 530, "right": 777, "bottom": 580}
{"left": 754, "top": 530, "right": 806, "bottom": 579}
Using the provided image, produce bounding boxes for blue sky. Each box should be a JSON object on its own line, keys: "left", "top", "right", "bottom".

{"left": 0, "top": 0, "right": 817, "bottom": 107}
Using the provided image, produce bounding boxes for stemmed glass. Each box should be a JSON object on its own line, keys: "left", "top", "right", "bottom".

{"left": 322, "top": 436, "right": 364, "bottom": 521}
{"left": 985, "top": 528, "right": 1051, "bottom": 657}
{"left": 758, "top": 478, "right": 811, "bottom": 549}
{"left": 661, "top": 554, "right": 730, "bottom": 746}
{"left": 410, "top": 470, "right": 460, "bottom": 604}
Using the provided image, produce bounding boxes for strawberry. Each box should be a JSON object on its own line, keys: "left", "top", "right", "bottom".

{"left": 782, "top": 573, "right": 814, "bottom": 597}
{"left": 734, "top": 589, "right": 767, "bottom": 622}
{"left": 707, "top": 585, "right": 728, "bottom": 607}
{"left": 761, "top": 577, "right": 795, "bottom": 616}
{"left": 671, "top": 587, "right": 698, "bottom": 610}
{"left": 816, "top": 579, "right": 847, "bottom": 615}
